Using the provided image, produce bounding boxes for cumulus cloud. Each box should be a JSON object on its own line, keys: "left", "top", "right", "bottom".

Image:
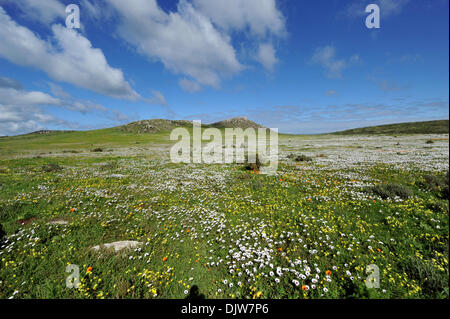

{"left": 0, "top": 86, "right": 66, "bottom": 135}
{"left": 81, "top": 0, "right": 286, "bottom": 91}
{"left": 107, "top": 0, "right": 242, "bottom": 90}
{"left": 0, "top": 7, "right": 139, "bottom": 100}
{"left": 257, "top": 43, "right": 278, "bottom": 71}
{"left": 311, "top": 46, "right": 359, "bottom": 78}
{"left": 192, "top": 0, "right": 285, "bottom": 37}
{"left": 0, "top": 87, "right": 60, "bottom": 107}
{"left": 0, "top": 77, "right": 129, "bottom": 135}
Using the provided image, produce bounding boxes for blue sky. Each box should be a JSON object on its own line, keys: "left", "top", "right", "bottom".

{"left": 0, "top": 0, "right": 448, "bottom": 135}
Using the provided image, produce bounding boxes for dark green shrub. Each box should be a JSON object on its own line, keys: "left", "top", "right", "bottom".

{"left": 366, "top": 183, "right": 413, "bottom": 199}
{"left": 91, "top": 147, "right": 103, "bottom": 152}
{"left": 42, "top": 163, "right": 62, "bottom": 172}
{"left": 426, "top": 139, "right": 434, "bottom": 144}
{"left": 420, "top": 172, "right": 449, "bottom": 200}
{"left": 287, "top": 153, "right": 313, "bottom": 162}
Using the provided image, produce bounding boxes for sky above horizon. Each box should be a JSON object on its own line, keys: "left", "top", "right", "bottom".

{"left": 0, "top": 0, "right": 448, "bottom": 135}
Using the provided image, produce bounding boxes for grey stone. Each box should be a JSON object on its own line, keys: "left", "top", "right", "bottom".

{"left": 91, "top": 240, "right": 142, "bottom": 252}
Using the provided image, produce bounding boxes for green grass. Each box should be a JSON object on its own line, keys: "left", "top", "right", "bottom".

{"left": 0, "top": 128, "right": 448, "bottom": 299}
{"left": 0, "top": 128, "right": 171, "bottom": 158}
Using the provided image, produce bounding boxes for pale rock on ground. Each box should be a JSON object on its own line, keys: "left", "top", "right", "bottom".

{"left": 91, "top": 240, "right": 142, "bottom": 252}
{"left": 47, "top": 220, "right": 69, "bottom": 225}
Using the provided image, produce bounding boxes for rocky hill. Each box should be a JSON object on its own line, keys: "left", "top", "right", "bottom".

{"left": 210, "top": 117, "right": 264, "bottom": 130}
{"left": 118, "top": 119, "right": 193, "bottom": 134}
{"left": 118, "top": 117, "right": 266, "bottom": 133}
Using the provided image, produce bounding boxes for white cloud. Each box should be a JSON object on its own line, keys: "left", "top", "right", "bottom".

{"left": 0, "top": 79, "right": 129, "bottom": 135}
{"left": 77, "top": 0, "right": 287, "bottom": 91}
{"left": 0, "top": 87, "right": 60, "bottom": 107}
{"left": 0, "top": 86, "right": 66, "bottom": 135}
{"left": 108, "top": 0, "right": 242, "bottom": 90}
{"left": 192, "top": 0, "right": 285, "bottom": 37}
{"left": 257, "top": 43, "right": 278, "bottom": 71}
{"left": 0, "top": 8, "right": 139, "bottom": 100}
{"left": 311, "top": 46, "right": 359, "bottom": 79}
{"left": 5, "top": 0, "right": 66, "bottom": 24}
{"left": 179, "top": 78, "right": 202, "bottom": 93}
{"left": 311, "top": 46, "right": 347, "bottom": 78}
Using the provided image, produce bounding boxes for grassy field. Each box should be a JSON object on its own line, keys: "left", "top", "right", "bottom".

{"left": 0, "top": 126, "right": 448, "bottom": 299}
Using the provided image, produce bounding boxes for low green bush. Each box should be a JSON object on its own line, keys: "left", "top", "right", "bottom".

{"left": 287, "top": 153, "right": 313, "bottom": 162}
{"left": 419, "top": 172, "right": 449, "bottom": 200}
{"left": 366, "top": 183, "right": 413, "bottom": 199}
{"left": 42, "top": 163, "right": 62, "bottom": 172}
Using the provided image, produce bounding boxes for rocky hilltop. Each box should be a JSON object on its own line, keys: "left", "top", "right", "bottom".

{"left": 210, "top": 117, "right": 264, "bottom": 130}
{"left": 118, "top": 117, "right": 266, "bottom": 133}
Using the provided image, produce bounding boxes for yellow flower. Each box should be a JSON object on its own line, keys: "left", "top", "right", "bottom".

{"left": 253, "top": 291, "right": 262, "bottom": 299}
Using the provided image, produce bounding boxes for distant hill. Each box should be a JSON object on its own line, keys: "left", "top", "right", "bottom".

{"left": 118, "top": 117, "right": 266, "bottom": 133}
{"left": 210, "top": 117, "right": 264, "bottom": 130}
{"left": 22, "top": 130, "right": 75, "bottom": 136}
{"left": 332, "top": 120, "right": 449, "bottom": 135}
{"left": 118, "top": 119, "right": 194, "bottom": 134}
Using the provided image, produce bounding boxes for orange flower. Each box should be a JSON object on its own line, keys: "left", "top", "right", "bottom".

{"left": 301, "top": 285, "right": 308, "bottom": 291}
{"left": 86, "top": 266, "right": 92, "bottom": 273}
{"left": 277, "top": 247, "right": 283, "bottom": 252}
{"left": 162, "top": 256, "right": 168, "bottom": 262}
{"left": 70, "top": 208, "right": 76, "bottom": 212}
{"left": 308, "top": 198, "right": 313, "bottom": 203}
{"left": 186, "top": 229, "right": 190, "bottom": 233}
{"left": 377, "top": 248, "right": 382, "bottom": 252}
{"left": 373, "top": 199, "right": 376, "bottom": 203}
{"left": 326, "top": 270, "right": 332, "bottom": 276}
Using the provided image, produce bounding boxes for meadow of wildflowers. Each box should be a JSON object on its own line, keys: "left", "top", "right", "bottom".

{"left": 0, "top": 132, "right": 448, "bottom": 299}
